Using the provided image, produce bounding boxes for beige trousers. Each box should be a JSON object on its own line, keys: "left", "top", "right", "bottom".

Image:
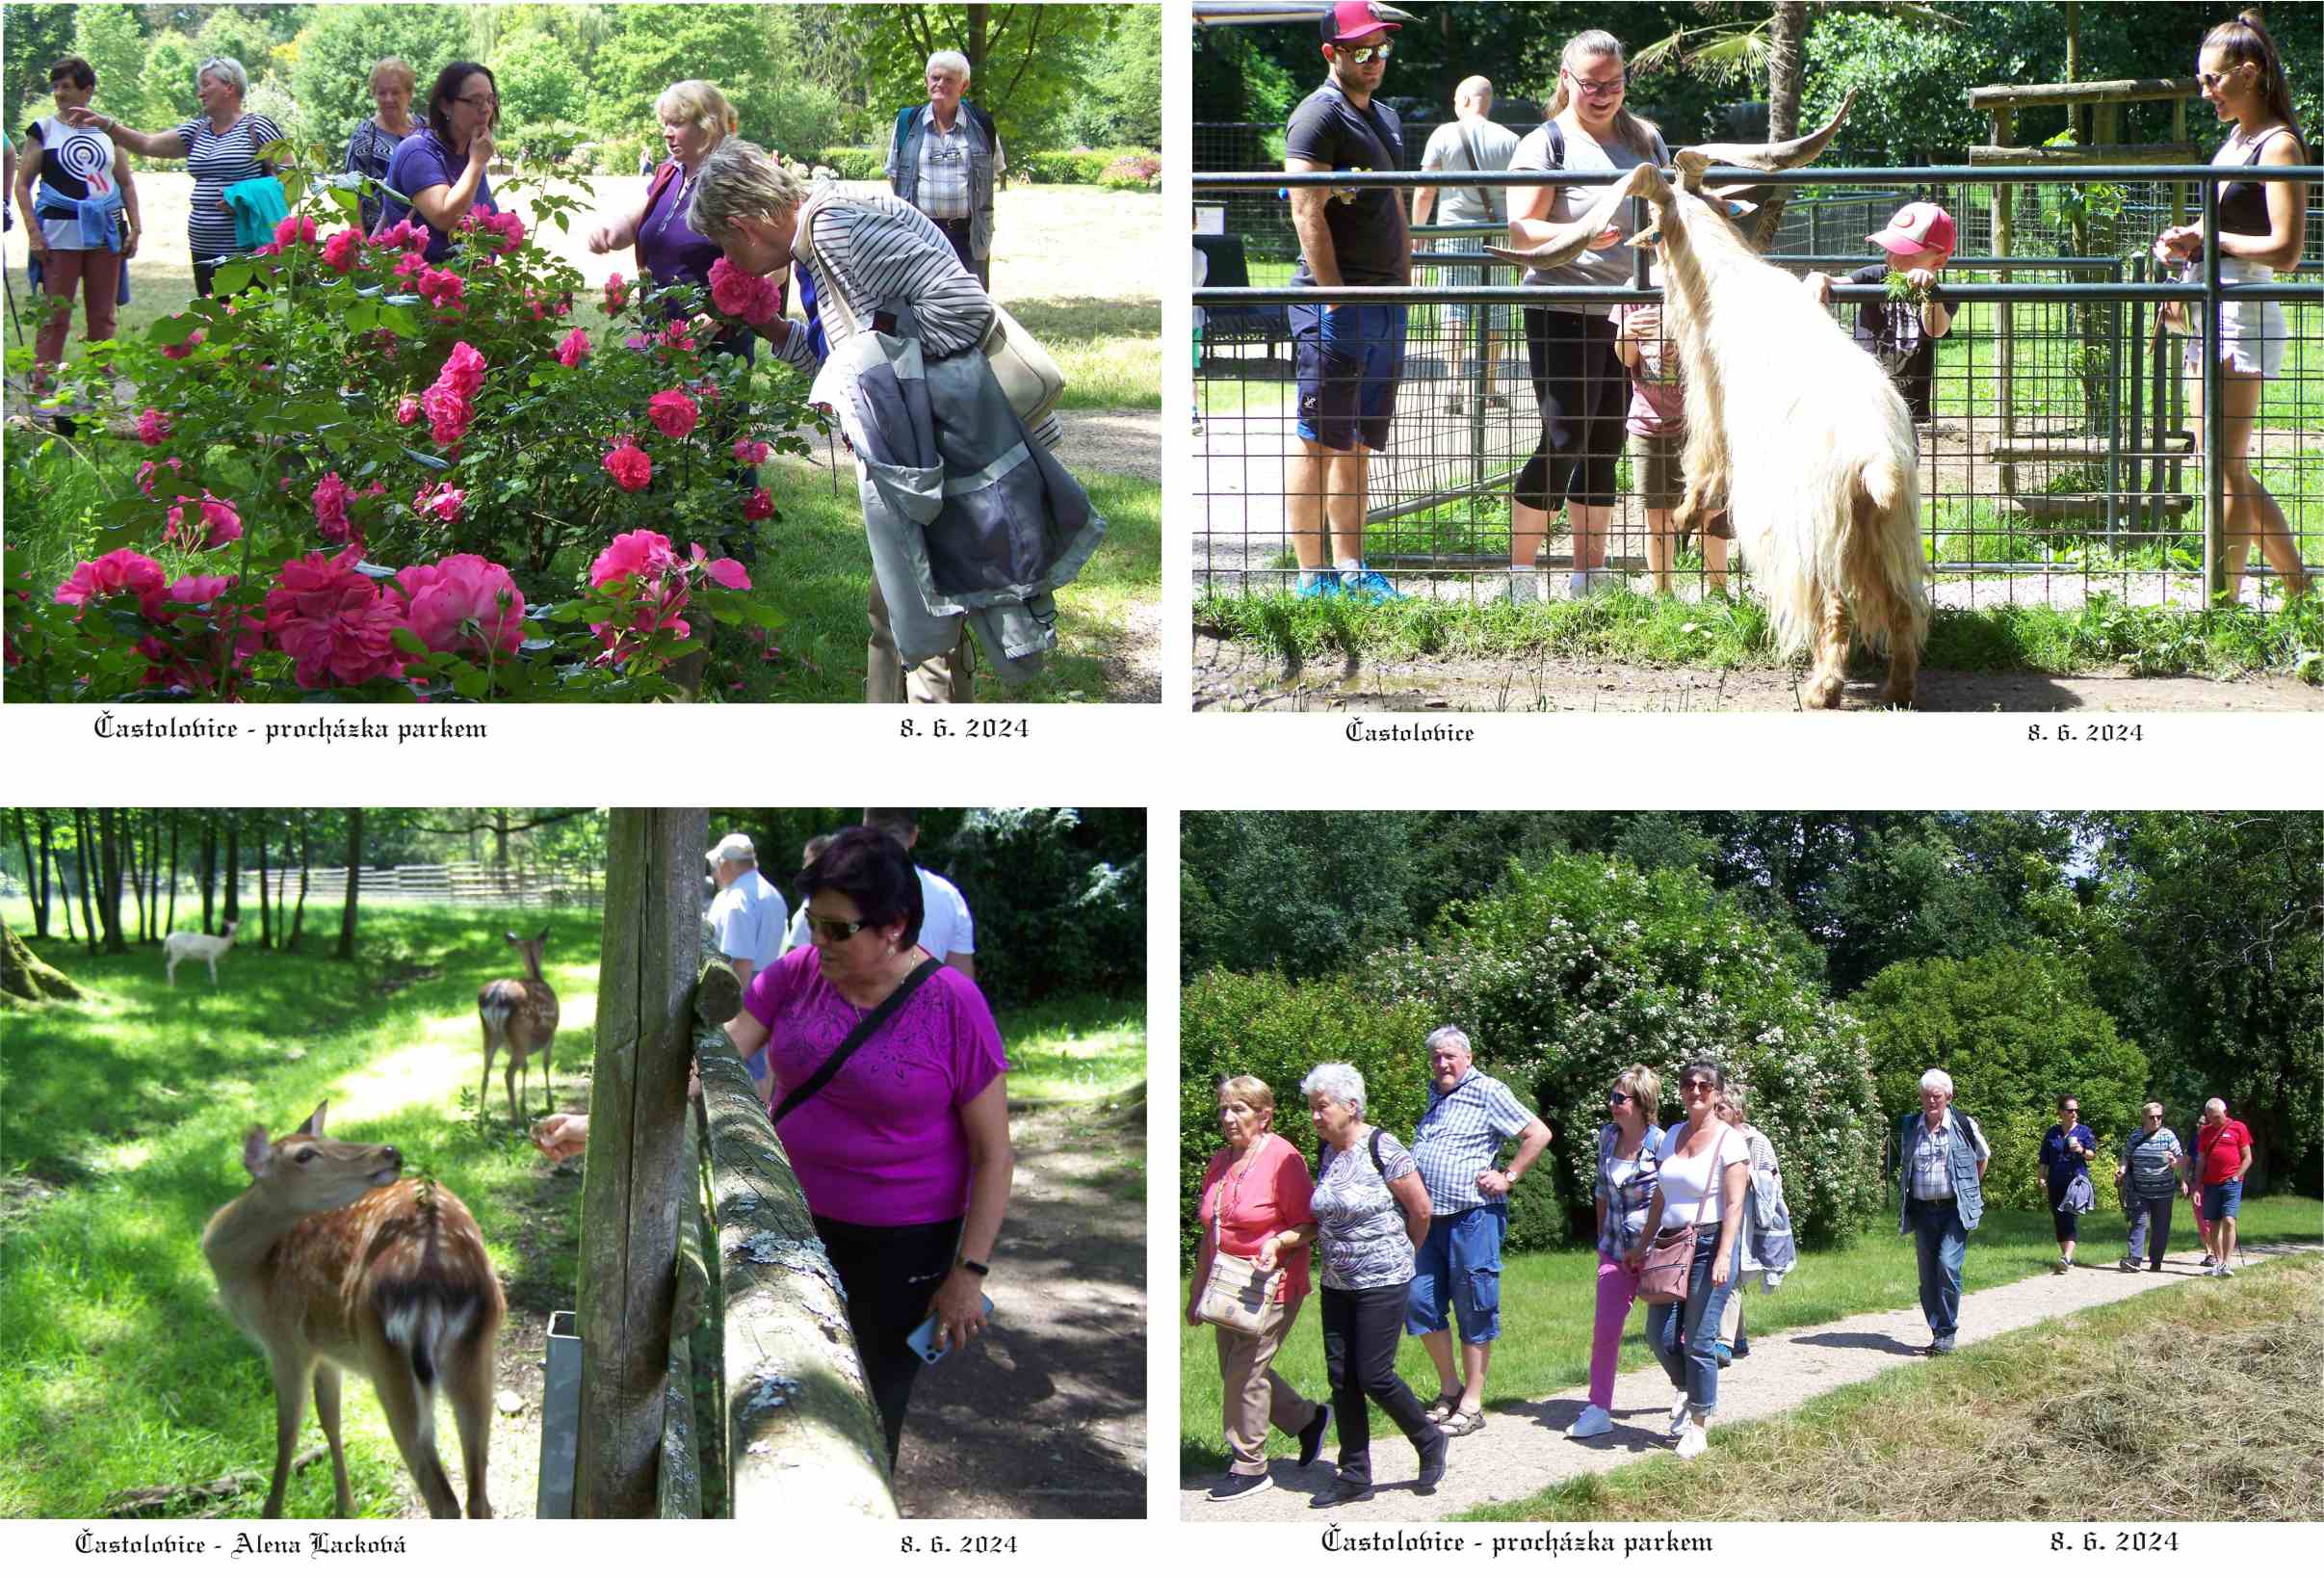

{"left": 1214, "top": 1291, "right": 1318, "bottom": 1475}
{"left": 866, "top": 578, "right": 975, "bottom": 703}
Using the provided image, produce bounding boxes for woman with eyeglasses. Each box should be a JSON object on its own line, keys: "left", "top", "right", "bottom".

{"left": 723, "top": 825, "right": 1014, "bottom": 1470}
{"left": 1504, "top": 30, "right": 1671, "bottom": 601}
{"left": 2151, "top": 11, "right": 2312, "bottom": 607}
{"left": 1624, "top": 1061, "right": 1747, "bottom": 1460}
{"left": 1566, "top": 1064, "right": 1664, "bottom": 1440}
{"left": 378, "top": 62, "right": 503, "bottom": 262}
{"left": 2038, "top": 1095, "right": 2097, "bottom": 1273}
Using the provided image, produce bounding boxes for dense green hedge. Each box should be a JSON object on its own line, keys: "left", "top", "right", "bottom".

{"left": 934, "top": 808, "right": 1144, "bottom": 1013}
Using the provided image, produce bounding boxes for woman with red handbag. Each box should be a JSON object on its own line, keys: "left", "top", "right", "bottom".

{"left": 1624, "top": 1061, "right": 1748, "bottom": 1461}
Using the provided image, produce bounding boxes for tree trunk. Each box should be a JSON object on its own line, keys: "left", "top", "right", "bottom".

{"left": 147, "top": 810, "right": 163, "bottom": 942}
{"left": 1750, "top": 1, "right": 1810, "bottom": 252}
{"left": 71, "top": 810, "right": 99, "bottom": 957}
{"left": 13, "top": 810, "right": 40, "bottom": 937}
{"left": 123, "top": 812, "right": 147, "bottom": 944}
{"left": 166, "top": 812, "right": 180, "bottom": 935}
{"left": 96, "top": 808, "right": 127, "bottom": 955}
{"left": 254, "top": 819, "right": 273, "bottom": 949}
{"left": 222, "top": 817, "right": 241, "bottom": 931}
{"left": 337, "top": 810, "right": 363, "bottom": 962}
{"left": 1, "top": 920, "right": 84, "bottom": 1003}
{"left": 290, "top": 812, "right": 311, "bottom": 951}
{"left": 35, "top": 810, "right": 55, "bottom": 938}
{"left": 201, "top": 812, "right": 220, "bottom": 933}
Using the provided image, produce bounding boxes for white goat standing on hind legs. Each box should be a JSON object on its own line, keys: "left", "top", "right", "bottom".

{"left": 1491, "top": 92, "right": 1931, "bottom": 709}
{"left": 164, "top": 918, "right": 241, "bottom": 988}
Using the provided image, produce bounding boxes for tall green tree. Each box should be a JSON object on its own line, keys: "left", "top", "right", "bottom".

{"left": 3, "top": 5, "right": 84, "bottom": 141}
{"left": 138, "top": 29, "right": 202, "bottom": 128}
{"left": 846, "top": 4, "right": 1125, "bottom": 152}
{"left": 70, "top": 4, "right": 152, "bottom": 129}
{"left": 490, "top": 26, "right": 580, "bottom": 129}
{"left": 288, "top": 3, "right": 471, "bottom": 148}
{"left": 590, "top": 4, "right": 780, "bottom": 139}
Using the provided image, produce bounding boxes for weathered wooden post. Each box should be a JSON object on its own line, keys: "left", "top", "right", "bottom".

{"left": 575, "top": 809, "right": 706, "bottom": 1517}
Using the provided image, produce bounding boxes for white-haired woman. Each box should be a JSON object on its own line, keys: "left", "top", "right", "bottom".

{"left": 2152, "top": 11, "right": 2312, "bottom": 607}
{"left": 1894, "top": 1067, "right": 1988, "bottom": 1355}
{"left": 1189, "top": 1075, "right": 1330, "bottom": 1502}
{"left": 887, "top": 49, "right": 1004, "bottom": 288}
{"left": 65, "top": 56, "right": 281, "bottom": 297}
{"left": 344, "top": 58, "right": 418, "bottom": 234}
{"left": 1299, "top": 1062, "right": 1445, "bottom": 1509}
{"left": 1505, "top": 29, "right": 1669, "bottom": 600}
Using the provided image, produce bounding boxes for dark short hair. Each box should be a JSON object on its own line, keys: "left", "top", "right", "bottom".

{"left": 863, "top": 807, "right": 919, "bottom": 841}
{"left": 49, "top": 57, "right": 96, "bottom": 91}
{"left": 800, "top": 827, "right": 923, "bottom": 949}
{"left": 426, "top": 61, "right": 497, "bottom": 142}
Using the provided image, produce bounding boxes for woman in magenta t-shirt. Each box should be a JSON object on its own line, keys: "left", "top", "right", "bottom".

{"left": 728, "top": 826, "right": 1012, "bottom": 1466}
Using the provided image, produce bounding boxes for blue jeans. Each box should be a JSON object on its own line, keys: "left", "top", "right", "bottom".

{"left": 1405, "top": 1203, "right": 1506, "bottom": 1343}
{"left": 1643, "top": 1224, "right": 1740, "bottom": 1417}
{"left": 1909, "top": 1195, "right": 1970, "bottom": 1339}
{"left": 2126, "top": 1193, "right": 2175, "bottom": 1268}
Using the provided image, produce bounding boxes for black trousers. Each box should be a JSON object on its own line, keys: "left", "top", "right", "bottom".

{"left": 1517, "top": 306, "right": 1625, "bottom": 513}
{"left": 1318, "top": 1279, "right": 1435, "bottom": 1486}
{"left": 931, "top": 216, "right": 990, "bottom": 290}
{"left": 814, "top": 1213, "right": 963, "bottom": 1467}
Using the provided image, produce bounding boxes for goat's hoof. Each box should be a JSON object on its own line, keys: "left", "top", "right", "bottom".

{"left": 1803, "top": 675, "right": 1845, "bottom": 709}
{"left": 1880, "top": 685, "right": 1918, "bottom": 709}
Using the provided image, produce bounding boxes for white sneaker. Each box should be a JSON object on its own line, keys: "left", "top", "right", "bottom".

{"left": 2219, "top": 1265, "right": 2235, "bottom": 1278}
{"left": 1667, "top": 1392, "right": 1691, "bottom": 1436}
{"left": 1566, "top": 1405, "right": 1614, "bottom": 1439}
{"left": 1674, "top": 1421, "right": 1710, "bottom": 1460}
{"left": 1502, "top": 571, "right": 1541, "bottom": 606}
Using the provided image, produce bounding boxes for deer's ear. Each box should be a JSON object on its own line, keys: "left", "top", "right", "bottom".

{"left": 506, "top": 931, "right": 522, "bottom": 946}
{"left": 297, "top": 1101, "right": 328, "bottom": 1137}
{"left": 535, "top": 928, "right": 550, "bottom": 945}
{"left": 242, "top": 1124, "right": 274, "bottom": 1178}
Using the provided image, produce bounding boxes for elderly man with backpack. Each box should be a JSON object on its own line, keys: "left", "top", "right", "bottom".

{"left": 1895, "top": 1068, "right": 1989, "bottom": 1355}
{"left": 886, "top": 49, "right": 1003, "bottom": 289}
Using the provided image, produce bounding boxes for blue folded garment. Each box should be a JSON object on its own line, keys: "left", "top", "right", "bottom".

{"left": 34, "top": 183, "right": 122, "bottom": 251}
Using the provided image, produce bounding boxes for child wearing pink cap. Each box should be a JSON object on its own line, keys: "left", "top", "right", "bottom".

{"left": 1804, "top": 201, "right": 1956, "bottom": 421}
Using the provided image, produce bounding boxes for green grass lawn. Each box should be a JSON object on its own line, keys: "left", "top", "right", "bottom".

{"left": 1177, "top": 1197, "right": 2323, "bottom": 1476}
{"left": 1002, "top": 992, "right": 1147, "bottom": 1104}
{"left": 0, "top": 900, "right": 602, "bottom": 1518}
{"left": 744, "top": 459, "right": 1159, "bottom": 702}
{"left": 1460, "top": 1250, "right": 2323, "bottom": 1522}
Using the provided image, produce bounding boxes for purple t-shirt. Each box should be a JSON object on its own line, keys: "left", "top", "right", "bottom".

{"left": 740, "top": 948, "right": 1007, "bottom": 1227}
{"left": 639, "top": 161, "right": 722, "bottom": 301}
{"left": 378, "top": 127, "right": 496, "bottom": 260}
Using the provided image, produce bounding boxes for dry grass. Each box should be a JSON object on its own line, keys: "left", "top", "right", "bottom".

{"left": 1466, "top": 1253, "right": 2324, "bottom": 1522}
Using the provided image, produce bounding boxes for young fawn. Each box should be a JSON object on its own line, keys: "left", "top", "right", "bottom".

{"left": 479, "top": 929, "right": 560, "bottom": 1127}
{"left": 202, "top": 1102, "right": 503, "bottom": 1517}
{"left": 164, "top": 918, "right": 241, "bottom": 988}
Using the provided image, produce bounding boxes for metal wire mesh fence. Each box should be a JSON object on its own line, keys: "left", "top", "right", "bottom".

{"left": 1193, "top": 163, "right": 2323, "bottom": 616}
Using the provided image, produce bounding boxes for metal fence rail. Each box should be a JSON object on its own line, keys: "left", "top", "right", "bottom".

{"left": 1194, "top": 163, "right": 2322, "bottom": 613}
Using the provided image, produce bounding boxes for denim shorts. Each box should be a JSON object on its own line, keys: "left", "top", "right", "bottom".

{"left": 1291, "top": 302, "right": 1406, "bottom": 453}
{"left": 2202, "top": 1179, "right": 2243, "bottom": 1221}
{"left": 1404, "top": 1202, "right": 1505, "bottom": 1343}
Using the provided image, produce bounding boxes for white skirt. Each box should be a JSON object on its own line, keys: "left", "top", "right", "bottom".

{"left": 2182, "top": 257, "right": 2287, "bottom": 380}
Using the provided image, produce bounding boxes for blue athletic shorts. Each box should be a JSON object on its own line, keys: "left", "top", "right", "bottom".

{"left": 1291, "top": 301, "right": 1406, "bottom": 453}
{"left": 1405, "top": 1202, "right": 1506, "bottom": 1343}
{"left": 2203, "top": 1179, "right": 2243, "bottom": 1222}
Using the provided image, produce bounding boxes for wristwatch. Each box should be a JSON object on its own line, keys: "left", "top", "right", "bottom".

{"left": 956, "top": 1255, "right": 990, "bottom": 1277}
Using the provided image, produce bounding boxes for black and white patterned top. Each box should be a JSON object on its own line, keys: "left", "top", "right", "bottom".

{"left": 343, "top": 117, "right": 413, "bottom": 232}
{"left": 173, "top": 112, "right": 283, "bottom": 265}
{"left": 1311, "top": 1127, "right": 1418, "bottom": 1292}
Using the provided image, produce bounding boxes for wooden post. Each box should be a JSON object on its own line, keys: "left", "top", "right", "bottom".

{"left": 693, "top": 977, "right": 900, "bottom": 1519}
{"left": 575, "top": 809, "right": 708, "bottom": 1518}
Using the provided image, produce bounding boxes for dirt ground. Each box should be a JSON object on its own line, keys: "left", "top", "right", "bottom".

{"left": 1192, "top": 634, "right": 2324, "bottom": 713}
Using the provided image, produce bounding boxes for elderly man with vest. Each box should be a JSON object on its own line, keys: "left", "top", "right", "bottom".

{"left": 1895, "top": 1068, "right": 1989, "bottom": 1356}
{"left": 886, "top": 49, "right": 1003, "bottom": 290}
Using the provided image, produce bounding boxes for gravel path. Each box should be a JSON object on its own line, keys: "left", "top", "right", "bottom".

{"left": 1180, "top": 1240, "right": 2322, "bottom": 1523}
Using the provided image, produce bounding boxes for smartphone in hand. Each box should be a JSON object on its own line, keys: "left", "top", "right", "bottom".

{"left": 906, "top": 1295, "right": 995, "bottom": 1365}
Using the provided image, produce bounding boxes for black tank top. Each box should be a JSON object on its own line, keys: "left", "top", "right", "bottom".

{"left": 2216, "top": 126, "right": 2290, "bottom": 237}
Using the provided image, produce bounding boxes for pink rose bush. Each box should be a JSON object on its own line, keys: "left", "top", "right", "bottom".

{"left": 555, "top": 328, "right": 592, "bottom": 367}
{"left": 708, "top": 257, "right": 782, "bottom": 325}
{"left": 392, "top": 554, "right": 524, "bottom": 658}
{"left": 585, "top": 530, "right": 751, "bottom": 668}
{"left": 602, "top": 439, "right": 653, "bottom": 492}
{"left": 137, "top": 407, "right": 172, "bottom": 446}
{"left": 647, "top": 387, "right": 700, "bottom": 439}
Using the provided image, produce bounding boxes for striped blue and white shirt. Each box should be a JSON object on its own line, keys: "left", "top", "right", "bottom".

{"left": 173, "top": 113, "right": 283, "bottom": 265}
{"left": 1409, "top": 1070, "right": 1538, "bottom": 1214}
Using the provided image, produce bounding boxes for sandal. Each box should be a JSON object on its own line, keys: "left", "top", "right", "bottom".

{"left": 1438, "top": 1407, "right": 1487, "bottom": 1438}
{"left": 1422, "top": 1388, "right": 1463, "bottom": 1423}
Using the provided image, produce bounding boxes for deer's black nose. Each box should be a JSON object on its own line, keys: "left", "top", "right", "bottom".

{"left": 380, "top": 1145, "right": 404, "bottom": 1169}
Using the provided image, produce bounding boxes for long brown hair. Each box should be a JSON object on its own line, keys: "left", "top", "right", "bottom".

{"left": 2205, "top": 11, "right": 2308, "bottom": 156}
{"left": 1542, "top": 30, "right": 1661, "bottom": 160}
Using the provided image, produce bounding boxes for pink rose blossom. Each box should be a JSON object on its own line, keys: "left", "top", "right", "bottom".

{"left": 166, "top": 492, "right": 243, "bottom": 551}
{"left": 311, "top": 472, "right": 353, "bottom": 541}
{"left": 437, "top": 341, "right": 488, "bottom": 399}
{"left": 709, "top": 256, "right": 762, "bottom": 317}
{"left": 416, "top": 268, "right": 465, "bottom": 308}
{"left": 321, "top": 227, "right": 362, "bottom": 273}
{"left": 623, "top": 333, "right": 652, "bottom": 352}
{"left": 555, "top": 328, "right": 592, "bottom": 367}
{"left": 137, "top": 408, "right": 172, "bottom": 446}
{"left": 263, "top": 547, "right": 405, "bottom": 689}
{"left": 482, "top": 210, "right": 526, "bottom": 252}
{"left": 393, "top": 250, "right": 429, "bottom": 283}
{"left": 590, "top": 530, "right": 680, "bottom": 588}
{"left": 743, "top": 487, "right": 774, "bottom": 522}
{"left": 392, "top": 554, "right": 524, "bottom": 657}
{"left": 164, "top": 573, "right": 233, "bottom": 608}
{"left": 161, "top": 327, "right": 205, "bottom": 360}
{"left": 690, "top": 542, "right": 752, "bottom": 589}
{"left": 733, "top": 437, "right": 771, "bottom": 466}
{"left": 273, "top": 213, "right": 317, "bottom": 250}
{"left": 646, "top": 387, "right": 700, "bottom": 439}
{"left": 602, "top": 440, "right": 653, "bottom": 493}
{"left": 657, "top": 319, "right": 698, "bottom": 354}
{"left": 165, "top": 505, "right": 185, "bottom": 538}
{"left": 395, "top": 393, "right": 423, "bottom": 426}
{"left": 412, "top": 482, "right": 467, "bottom": 523}
{"left": 422, "top": 383, "right": 474, "bottom": 448}
{"left": 55, "top": 548, "right": 168, "bottom": 618}
{"left": 371, "top": 217, "right": 420, "bottom": 250}
{"left": 136, "top": 460, "right": 159, "bottom": 498}
{"left": 603, "top": 273, "right": 630, "bottom": 312}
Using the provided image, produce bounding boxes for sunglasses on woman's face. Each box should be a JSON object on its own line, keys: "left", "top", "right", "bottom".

{"left": 807, "top": 914, "right": 870, "bottom": 944}
{"left": 2197, "top": 67, "right": 2244, "bottom": 91}
{"left": 1606, "top": 1090, "right": 1632, "bottom": 1106}
{"left": 1681, "top": 1078, "right": 1716, "bottom": 1093}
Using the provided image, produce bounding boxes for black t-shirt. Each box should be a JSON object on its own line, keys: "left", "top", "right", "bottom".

{"left": 1285, "top": 81, "right": 1406, "bottom": 287}
{"left": 1848, "top": 262, "right": 1947, "bottom": 421}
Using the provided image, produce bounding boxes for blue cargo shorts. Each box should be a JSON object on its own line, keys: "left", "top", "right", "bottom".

{"left": 2203, "top": 1179, "right": 2243, "bottom": 1222}
{"left": 1290, "top": 301, "right": 1406, "bottom": 453}
{"left": 1405, "top": 1201, "right": 1506, "bottom": 1344}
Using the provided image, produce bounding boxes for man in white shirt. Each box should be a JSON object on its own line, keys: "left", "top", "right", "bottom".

{"left": 705, "top": 832, "right": 786, "bottom": 985}
{"left": 789, "top": 810, "right": 977, "bottom": 979}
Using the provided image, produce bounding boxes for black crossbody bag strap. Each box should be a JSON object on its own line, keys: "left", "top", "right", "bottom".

{"left": 771, "top": 957, "right": 944, "bottom": 1124}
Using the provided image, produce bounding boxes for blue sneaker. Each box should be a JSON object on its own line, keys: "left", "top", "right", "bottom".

{"left": 1295, "top": 569, "right": 1341, "bottom": 597}
{"left": 1338, "top": 566, "right": 1404, "bottom": 603}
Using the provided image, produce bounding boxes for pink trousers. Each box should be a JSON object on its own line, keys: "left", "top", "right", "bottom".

{"left": 1588, "top": 1253, "right": 1643, "bottom": 1409}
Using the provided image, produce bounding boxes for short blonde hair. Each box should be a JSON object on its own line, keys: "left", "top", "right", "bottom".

{"left": 689, "top": 140, "right": 809, "bottom": 245}
{"left": 369, "top": 57, "right": 416, "bottom": 94}
{"left": 1215, "top": 1075, "right": 1275, "bottom": 1118}
{"left": 1613, "top": 1063, "right": 1662, "bottom": 1118}
{"left": 657, "top": 79, "right": 736, "bottom": 141}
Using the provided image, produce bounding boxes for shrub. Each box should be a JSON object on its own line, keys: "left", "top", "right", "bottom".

{"left": 1180, "top": 969, "right": 1437, "bottom": 1262}
{"left": 1019, "top": 147, "right": 1154, "bottom": 186}
{"left": 815, "top": 146, "right": 887, "bottom": 182}
{"left": 1100, "top": 154, "right": 1162, "bottom": 192}
{"left": 1371, "top": 855, "right": 1888, "bottom": 1249}
{"left": 932, "top": 808, "right": 1145, "bottom": 1013}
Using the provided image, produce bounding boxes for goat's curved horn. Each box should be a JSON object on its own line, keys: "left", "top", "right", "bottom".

{"left": 1676, "top": 88, "right": 1856, "bottom": 187}
{"left": 1482, "top": 164, "right": 1648, "bottom": 270}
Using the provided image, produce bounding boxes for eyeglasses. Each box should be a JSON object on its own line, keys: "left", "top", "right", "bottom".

{"left": 2197, "top": 67, "right": 2245, "bottom": 90}
{"left": 1568, "top": 69, "right": 1627, "bottom": 97}
{"left": 1606, "top": 1090, "right": 1632, "bottom": 1106}
{"left": 2061, "top": 1108, "right": 2079, "bottom": 1116}
{"left": 1336, "top": 41, "right": 1392, "bottom": 64}
{"left": 807, "top": 914, "right": 871, "bottom": 944}
{"left": 457, "top": 93, "right": 500, "bottom": 111}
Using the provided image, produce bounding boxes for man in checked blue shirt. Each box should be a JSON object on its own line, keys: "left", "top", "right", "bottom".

{"left": 1403, "top": 1026, "right": 1553, "bottom": 1437}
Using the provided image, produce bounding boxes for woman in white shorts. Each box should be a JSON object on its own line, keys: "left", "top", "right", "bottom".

{"left": 2152, "top": 12, "right": 2311, "bottom": 606}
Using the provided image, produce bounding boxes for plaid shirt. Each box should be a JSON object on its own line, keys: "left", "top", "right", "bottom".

{"left": 893, "top": 107, "right": 1003, "bottom": 221}
{"left": 1409, "top": 1070, "right": 1538, "bottom": 1213}
{"left": 1910, "top": 1109, "right": 1988, "bottom": 1200}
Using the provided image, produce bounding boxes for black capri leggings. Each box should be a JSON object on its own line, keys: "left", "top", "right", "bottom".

{"left": 1517, "top": 306, "right": 1626, "bottom": 513}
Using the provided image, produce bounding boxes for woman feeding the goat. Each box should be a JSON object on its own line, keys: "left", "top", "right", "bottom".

{"left": 1504, "top": 31, "right": 1670, "bottom": 603}
{"left": 2152, "top": 11, "right": 2312, "bottom": 608}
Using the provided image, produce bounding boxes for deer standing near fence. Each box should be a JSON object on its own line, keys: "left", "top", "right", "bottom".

{"left": 200, "top": 1102, "right": 503, "bottom": 1518}
{"left": 164, "top": 918, "right": 241, "bottom": 988}
{"left": 1490, "top": 92, "right": 1930, "bottom": 708}
{"left": 479, "top": 929, "right": 560, "bottom": 1127}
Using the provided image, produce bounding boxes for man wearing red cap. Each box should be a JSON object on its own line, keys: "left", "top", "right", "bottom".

{"left": 1805, "top": 201, "right": 1956, "bottom": 423}
{"left": 1281, "top": 1, "right": 1411, "bottom": 604}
